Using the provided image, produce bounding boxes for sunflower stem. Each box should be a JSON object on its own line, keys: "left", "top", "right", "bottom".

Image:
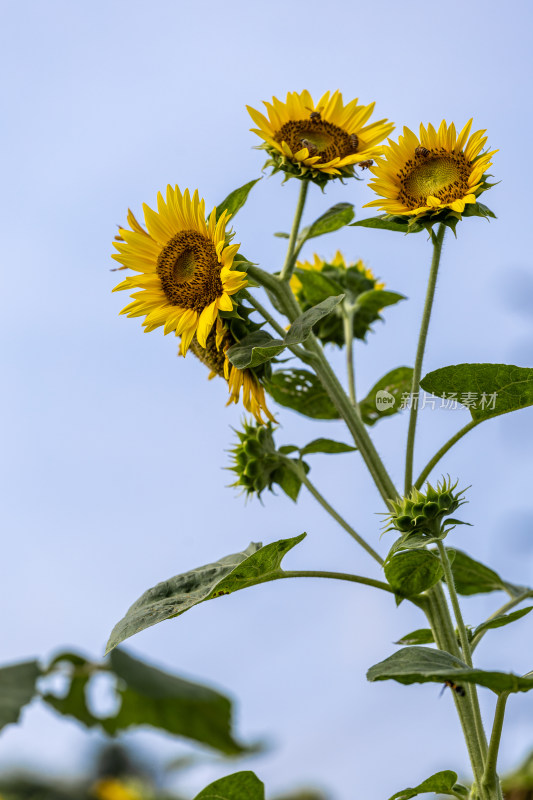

{"left": 404, "top": 223, "right": 446, "bottom": 494}
{"left": 343, "top": 308, "right": 359, "bottom": 411}
{"left": 287, "top": 461, "right": 383, "bottom": 565}
{"left": 482, "top": 693, "right": 509, "bottom": 799}
{"left": 415, "top": 419, "right": 480, "bottom": 489}
{"left": 279, "top": 180, "right": 310, "bottom": 281}
{"left": 269, "top": 570, "right": 394, "bottom": 593}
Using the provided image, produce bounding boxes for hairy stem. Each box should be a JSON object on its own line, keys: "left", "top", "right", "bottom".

{"left": 279, "top": 180, "right": 310, "bottom": 281}
{"left": 294, "top": 467, "right": 383, "bottom": 565}
{"left": 405, "top": 223, "right": 446, "bottom": 493}
{"left": 482, "top": 693, "right": 509, "bottom": 799}
{"left": 343, "top": 310, "right": 358, "bottom": 409}
{"left": 277, "top": 570, "right": 394, "bottom": 593}
{"left": 415, "top": 420, "right": 480, "bottom": 488}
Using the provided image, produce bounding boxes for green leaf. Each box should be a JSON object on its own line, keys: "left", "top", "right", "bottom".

{"left": 299, "top": 438, "right": 356, "bottom": 456}
{"left": 359, "top": 367, "right": 414, "bottom": 426}
{"left": 106, "top": 535, "right": 306, "bottom": 652}
{"left": 275, "top": 466, "right": 303, "bottom": 502}
{"left": 395, "top": 628, "right": 435, "bottom": 646}
{"left": 367, "top": 646, "right": 533, "bottom": 694}
{"left": 0, "top": 660, "right": 41, "bottom": 731}
{"left": 226, "top": 330, "right": 286, "bottom": 370}
{"left": 194, "top": 771, "right": 264, "bottom": 800}
{"left": 216, "top": 179, "right": 261, "bottom": 221}
{"left": 285, "top": 295, "right": 345, "bottom": 346}
{"left": 299, "top": 203, "right": 354, "bottom": 241}
{"left": 266, "top": 369, "right": 340, "bottom": 420}
{"left": 43, "top": 650, "right": 247, "bottom": 754}
{"left": 354, "top": 289, "right": 405, "bottom": 316}
{"left": 387, "top": 770, "right": 460, "bottom": 800}
{"left": 446, "top": 549, "right": 525, "bottom": 597}
{"left": 473, "top": 606, "right": 533, "bottom": 639}
{"left": 293, "top": 269, "right": 345, "bottom": 306}
{"left": 350, "top": 216, "right": 413, "bottom": 233}
{"left": 420, "top": 363, "right": 533, "bottom": 422}
{"left": 384, "top": 551, "right": 444, "bottom": 597}
{"left": 274, "top": 231, "right": 290, "bottom": 239}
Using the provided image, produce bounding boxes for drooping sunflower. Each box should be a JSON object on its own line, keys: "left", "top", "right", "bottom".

{"left": 364, "top": 120, "right": 497, "bottom": 221}
{"left": 291, "top": 251, "right": 398, "bottom": 346}
{"left": 247, "top": 90, "right": 394, "bottom": 184}
{"left": 189, "top": 317, "right": 276, "bottom": 424}
{"left": 112, "top": 186, "right": 247, "bottom": 355}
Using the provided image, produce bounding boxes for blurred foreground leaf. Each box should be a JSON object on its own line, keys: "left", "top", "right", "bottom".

{"left": 194, "top": 771, "right": 264, "bottom": 800}
{"left": 0, "top": 660, "right": 42, "bottom": 731}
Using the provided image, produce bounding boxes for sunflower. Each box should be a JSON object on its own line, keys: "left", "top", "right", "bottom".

{"left": 93, "top": 778, "right": 143, "bottom": 800}
{"left": 247, "top": 90, "right": 394, "bottom": 184}
{"left": 189, "top": 318, "right": 275, "bottom": 424}
{"left": 112, "top": 186, "right": 247, "bottom": 355}
{"left": 291, "top": 251, "right": 392, "bottom": 345}
{"left": 364, "top": 120, "right": 497, "bottom": 220}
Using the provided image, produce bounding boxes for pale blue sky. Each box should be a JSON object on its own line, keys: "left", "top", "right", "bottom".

{"left": 1, "top": 1, "right": 533, "bottom": 797}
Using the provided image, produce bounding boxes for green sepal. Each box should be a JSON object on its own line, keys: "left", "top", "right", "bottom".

{"left": 105, "top": 534, "right": 307, "bottom": 652}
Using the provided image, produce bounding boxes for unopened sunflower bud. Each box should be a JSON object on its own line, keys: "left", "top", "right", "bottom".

{"left": 385, "top": 478, "right": 467, "bottom": 538}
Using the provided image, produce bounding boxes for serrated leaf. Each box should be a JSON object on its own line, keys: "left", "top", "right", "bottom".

{"left": 420, "top": 363, "right": 533, "bottom": 422}
{"left": 388, "top": 770, "right": 460, "bottom": 800}
{"left": 266, "top": 369, "right": 340, "bottom": 420}
{"left": 395, "top": 628, "right": 435, "bottom": 646}
{"left": 285, "top": 295, "right": 345, "bottom": 346}
{"left": 43, "top": 650, "right": 248, "bottom": 754}
{"left": 354, "top": 289, "right": 405, "bottom": 316}
{"left": 384, "top": 551, "right": 444, "bottom": 597}
{"left": 216, "top": 179, "right": 261, "bottom": 221}
{"left": 194, "top": 771, "right": 264, "bottom": 800}
{"left": 226, "top": 330, "right": 286, "bottom": 370}
{"left": 367, "top": 646, "right": 533, "bottom": 694}
{"left": 359, "top": 367, "right": 413, "bottom": 426}
{"left": 446, "top": 549, "right": 524, "bottom": 596}
{"left": 0, "top": 660, "right": 42, "bottom": 731}
{"left": 299, "top": 203, "right": 354, "bottom": 241}
{"left": 299, "top": 438, "right": 356, "bottom": 456}
{"left": 473, "top": 606, "right": 533, "bottom": 639}
{"left": 350, "top": 216, "right": 413, "bottom": 233}
{"left": 106, "top": 535, "right": 306, "bottom": 652}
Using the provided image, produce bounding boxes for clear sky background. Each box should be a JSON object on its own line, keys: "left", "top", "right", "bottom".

{"left": 1, "top": 1, "right": 533, "bottom": 797}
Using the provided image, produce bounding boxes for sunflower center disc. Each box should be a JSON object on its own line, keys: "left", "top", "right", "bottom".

{"left": 156, "top": 230, "right": 223, "bottom": 310}
{"left": 404, "top": 157, "right": 461, "bottom": 198}
{"left": 275, "top": 119, "right": 357, "bottom": 163}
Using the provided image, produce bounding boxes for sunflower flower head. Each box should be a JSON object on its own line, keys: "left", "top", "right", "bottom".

{"left": 92, "top": 778, "right": 145, "bottom": 800}
{"left": 365, "top": 120, "right": 497, "bottom": 232}
{"left": 189, "top": 309, "right": 276, "bottom": 425}
{"left": 112, "top": 186, "right": 248, "bottom": 355}
{"left": 291, "top": 251, "right": 396, "bottom": 346}
{"left": 247, "top": 90, "right": 394, "bottom": 187}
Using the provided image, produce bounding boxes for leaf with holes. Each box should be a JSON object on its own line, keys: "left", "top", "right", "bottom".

{"left": 106, "top": 535, "right": 306, "bottom": 652}
{"left": 43, "top": 650, "right": 249, "bottom": 754}
{"left": 420, "top": 363, "right": 533, "bottom": 422}
{"left": 216, "top": 179, "right": 261, "bottom": 221}
{"left": 359, "top": 367, "right": 414, "bottom": 426}
{"left": 266, "top": 369, "right": 340, "bottom": 419}
{"left": 367, "top": 646, "right": 533, "bottom": 694}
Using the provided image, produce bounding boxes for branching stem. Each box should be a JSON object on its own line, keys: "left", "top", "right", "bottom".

{"left": 279, "top": 180, "right": 309, "bottom": 281}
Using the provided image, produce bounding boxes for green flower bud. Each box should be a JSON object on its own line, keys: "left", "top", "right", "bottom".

{"left": 385, "top": 477, "right": 467, "bottom": 539}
